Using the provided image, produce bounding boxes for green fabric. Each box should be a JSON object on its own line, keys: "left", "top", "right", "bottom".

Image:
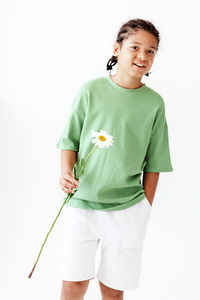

{"left": 56, "top": 75, "right": 173, "bottom": 211}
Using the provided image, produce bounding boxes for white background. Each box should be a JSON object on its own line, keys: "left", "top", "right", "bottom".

{"left": 1, "top": 0, "right": 200, "bottom": 299}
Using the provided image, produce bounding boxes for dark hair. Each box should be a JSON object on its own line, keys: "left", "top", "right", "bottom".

{"left": 106, "top": 18, "right": 160, "bottom": 77}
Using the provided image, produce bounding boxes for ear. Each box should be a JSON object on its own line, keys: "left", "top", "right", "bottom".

{"left": 113, "top": 42, "right": 120, "bottom": 55}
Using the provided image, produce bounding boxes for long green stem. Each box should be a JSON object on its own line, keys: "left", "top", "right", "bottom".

{"left": 84, "top": 145, "right": 98, "bottom": 164}
{"left": 78, "top": 145, "right": 98, "bottom": 177}
{"left": 28, "top": 193, "right": 72, "bottom": 278}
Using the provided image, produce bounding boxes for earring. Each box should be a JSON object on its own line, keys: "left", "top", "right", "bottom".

{"left": 145, "top": 72, "right": 151, "bottom": 77}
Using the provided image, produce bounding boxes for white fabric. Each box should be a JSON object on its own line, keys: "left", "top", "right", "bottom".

{"left": 60, "top": 197, "right": 152, "bottom": 291}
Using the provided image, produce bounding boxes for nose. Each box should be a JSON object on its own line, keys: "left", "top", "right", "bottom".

{"left": 137, "top": 51, "right": 147, "bottom": 61}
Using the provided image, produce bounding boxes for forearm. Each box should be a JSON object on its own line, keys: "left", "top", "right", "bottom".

{"left": 142, "top": 172, "right": 160, "bottom": 205}
{"left": 60, "top": 150, "right": 77, "bottom": 175}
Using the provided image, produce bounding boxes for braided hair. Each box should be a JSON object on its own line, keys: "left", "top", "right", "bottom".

{"left": 106, "top": 18, "right": 160, "bottom": 77}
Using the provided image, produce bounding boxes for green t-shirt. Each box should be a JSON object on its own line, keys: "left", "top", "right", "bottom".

{"left": 56, "top": 75, "right": 173, "bottom": 211}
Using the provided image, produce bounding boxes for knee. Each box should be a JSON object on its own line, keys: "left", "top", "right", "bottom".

{"left": 106, "top": 290, "right": 123, "bottom": 298}
{"left": 61, "top": 280, "right": 89, "bottom": 298}
{"left": 98, "top": 280, "right": 124, "bottom": 298}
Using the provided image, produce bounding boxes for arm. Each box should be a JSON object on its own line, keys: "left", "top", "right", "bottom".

{"left": 59, "top": 150, "right": 79, "bottom": 194}
{"left": 56, "top": 85, "right": 88, "bottom": 192}
{"left": 60, "top": 150, "right": 77, "bottom": 175}
{"left": 142, "top": 172, "right": 160, "bottom": 206}
{"left": 142, "top": 100, "right": 172, "bottom": 206}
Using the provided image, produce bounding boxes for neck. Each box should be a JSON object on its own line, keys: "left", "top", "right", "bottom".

{"left": 110, "top": 72, "right": 144, "bottom": 89}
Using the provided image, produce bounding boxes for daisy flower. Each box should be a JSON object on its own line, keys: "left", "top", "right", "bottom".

{"left": 91, "top": 129, "right": 113, "bottom": 149}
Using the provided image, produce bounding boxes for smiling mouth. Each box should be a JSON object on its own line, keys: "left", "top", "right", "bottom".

{"left": 133, "top": 63, "right": 146, "bottom": 68}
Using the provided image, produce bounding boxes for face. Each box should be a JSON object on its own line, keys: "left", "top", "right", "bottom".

{"left": 113, "top": 29, "right": 158, "bottom": 79}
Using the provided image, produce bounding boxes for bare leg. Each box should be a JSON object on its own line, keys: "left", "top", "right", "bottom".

{"left": 60, "top": 280, "right": 90, "bottom": 300}
{"left": 98, "top": 280, "right": 124, "bottom": 300}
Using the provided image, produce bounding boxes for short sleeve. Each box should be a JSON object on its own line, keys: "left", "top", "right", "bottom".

{"left": 56, "top": 85, "right": 88, "bottom": 152}
{"left": 143, "top": 100, "right": 173, "bottom": 172}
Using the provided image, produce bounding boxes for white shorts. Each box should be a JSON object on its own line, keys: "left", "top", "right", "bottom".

{"left": 60, "top": 196, "right": 152, "bottom": 291}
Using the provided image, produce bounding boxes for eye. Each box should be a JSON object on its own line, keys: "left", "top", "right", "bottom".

{"left": 131, "top": 46, "right": 138, "bottom": 50}
{"left": 148, "top": 50, "right": 154, "bottom": 54}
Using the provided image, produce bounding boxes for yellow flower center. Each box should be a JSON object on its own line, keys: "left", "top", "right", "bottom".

{"left": 99, "top": 135, "right": 106, "bottom": 141}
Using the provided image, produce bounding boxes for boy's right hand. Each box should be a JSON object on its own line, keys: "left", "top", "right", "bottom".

{"left": 59, "top": 171, "right": 79, "bottom": 194}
